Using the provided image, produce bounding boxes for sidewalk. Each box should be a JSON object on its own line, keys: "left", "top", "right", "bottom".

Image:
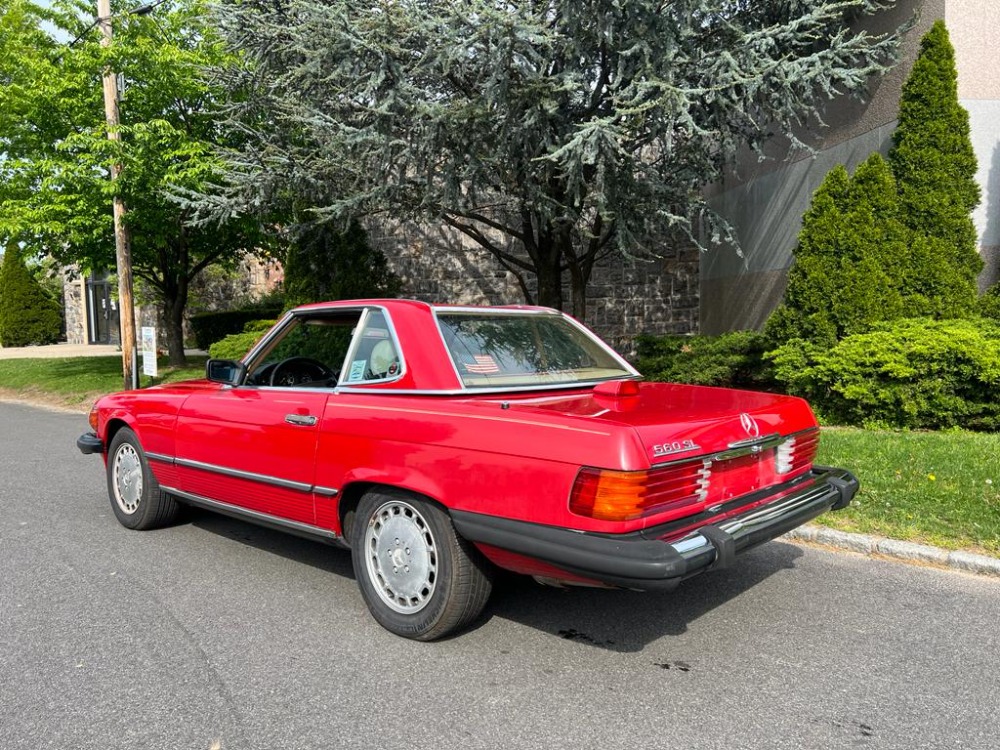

{"left": 0, "top": 343, "right": 121, "bottom": 359}
{"left": 0, "top": 343, "right": 205, "bottom": 359}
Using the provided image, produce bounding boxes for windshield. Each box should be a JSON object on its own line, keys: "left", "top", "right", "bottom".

{"left": 436, "top": 311, "right": 632, "bottom": 388}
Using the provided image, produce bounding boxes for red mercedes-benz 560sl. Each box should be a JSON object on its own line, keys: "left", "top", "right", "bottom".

{"left": 78, "top": 299, "right": 858, "bottom": 640}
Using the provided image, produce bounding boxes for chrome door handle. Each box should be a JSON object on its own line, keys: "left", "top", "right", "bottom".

{"left": 284, "top": 414, "right": 318, "bottom": 427}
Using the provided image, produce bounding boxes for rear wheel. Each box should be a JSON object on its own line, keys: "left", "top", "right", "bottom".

{"left": 106, "top": 427, "right": 179, "bottom": 530}
{"left": 351, "top": 490, "right": 492, "bottom": 640}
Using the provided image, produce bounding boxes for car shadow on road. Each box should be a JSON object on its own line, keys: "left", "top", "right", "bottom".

{"left": 480, "top": 541, "right": 806, "bottom": 652}
{"left": 182, "top": 506, "right": 804, "bottom": 651}
{"left": 184, "top": 507, "right": 357, "bottom": 581}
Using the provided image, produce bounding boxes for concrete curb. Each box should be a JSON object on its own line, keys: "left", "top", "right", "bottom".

{"left": 782, "top": 525, "right": 1000, "bottom": 579}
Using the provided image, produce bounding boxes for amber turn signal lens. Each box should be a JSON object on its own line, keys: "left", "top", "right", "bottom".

{"left": 569, "top": 461, "right": 708, "bottom": 522}
{"left": 88, "top": 403, "right": 99, "bottom": 431}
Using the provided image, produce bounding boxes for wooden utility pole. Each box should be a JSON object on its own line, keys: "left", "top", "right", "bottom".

{"left": 97, "top": 0, "right": 138, "bottom": 390}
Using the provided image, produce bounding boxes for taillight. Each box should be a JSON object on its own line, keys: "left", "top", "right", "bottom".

{"left": 775, "top": 429, "right": 820, "bottom": 475}
{"left": 88, "top": 403, "right": 99, "bottom": 431}
{"left": 569, "top": 459, "right": 711, "bottom": 522}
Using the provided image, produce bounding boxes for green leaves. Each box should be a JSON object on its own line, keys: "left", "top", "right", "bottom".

{"left": 1, "top": 0, "right": 262, "bottom": 361}
{"left": 0, "top": 247, "right": 62, "bottom": 347}
{"left": 770, "top": 318, "right": 1000, "bottom": 430}
{"left": 889, "top": 19, "right": 982, "bottom": 282}
{"left": 767, "top": 22, "right": 982, "bottom": 348}
{"left": 198, "top": 0, "right": 902, "bottom": 313}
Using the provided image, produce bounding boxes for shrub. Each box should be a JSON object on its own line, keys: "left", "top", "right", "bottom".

{"left": 981, "top": 283, "right": 1000, "bottom": 320}
{"left": 189, "top": 305, "right": 282, "bottom": 350}
{"left": 769, "top": 318, "right": 1000, "bottom": 430}
{"left": 765, "top": 157, "right": 910, "bottom": 345}
{"left": 635, "top": 330, "right": 775, "bottom": 390}
{"left": 208, "top": 319, "right": 277, "bottom": 360}
{"left": 767, "top": 22, "right": 982, "bottom": 347}
{"left": 0, "top": 249, "right": 62, "bottom": 347}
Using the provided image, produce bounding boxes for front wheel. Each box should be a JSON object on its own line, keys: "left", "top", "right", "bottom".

{"left": 106, "top": 427, "right": 179, "bottom": 530}
{"left": 351, "top": 490, "right": 493, "bottom": 640}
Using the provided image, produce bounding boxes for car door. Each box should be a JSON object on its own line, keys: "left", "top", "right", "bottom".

{"left": 173, "top": 386, "right": 329, "bottom": 525}
{"left": 172, "top": 311, "right": 359, "bottom": 526}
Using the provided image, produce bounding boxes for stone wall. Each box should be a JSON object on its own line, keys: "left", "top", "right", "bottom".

{"left": 370, "top": 221, "right": 699, "bottom": 355}
{"left": 63, "top": 277, "right": 86, "bottom": 345}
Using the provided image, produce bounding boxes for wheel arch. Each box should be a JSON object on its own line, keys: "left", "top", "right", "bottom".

{"left": 337, "top": 480, "right": 451, "bottom": 545}
{"left": 103, "top": 416, "right": 134, "bottom": 449}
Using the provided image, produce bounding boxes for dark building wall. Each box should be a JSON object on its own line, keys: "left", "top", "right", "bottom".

{"left": 371, "top": 221, "right": 699, "bottom": 354}
{"left": 700, "top": 0, "right": 951, "bottom": 333}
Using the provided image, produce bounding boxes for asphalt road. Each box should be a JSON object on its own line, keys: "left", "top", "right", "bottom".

{"left": 2, "top": 401, "right": 998, "bottom": 750}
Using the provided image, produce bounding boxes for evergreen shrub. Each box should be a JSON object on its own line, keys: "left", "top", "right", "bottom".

{"left": 0, "top": 250, "right": 63, "bottom": 347}
{"left": 766, "top": 21, "right": 982, "bottom": 348}
{"left": 190, "top": 305, "right": 282, "bottom": 350}
{"left": 284, "top": 220, "right": 400, "bottom": 307}
{"left": 980, "top": 283, "right": 1000, "bottom": 321}
{"left": 635, "top": 330, "right": 775, "bottom": 390}
{"left": 769, "top": 318, "right": 1000, "bottom": 430}
{"left": 208, "top": 319, "right": 277, "bottom": 360}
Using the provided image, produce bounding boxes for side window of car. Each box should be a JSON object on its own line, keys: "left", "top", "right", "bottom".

{"left": 246, "top": 314, "right": 358, "bottom": 387}
{"left": 343, "top": 310, "right": 402, "bottom": 383}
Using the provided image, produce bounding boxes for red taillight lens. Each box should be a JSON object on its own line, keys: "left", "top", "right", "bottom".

{"left": 569, "top": 460, "right": 710, "bottom": 522}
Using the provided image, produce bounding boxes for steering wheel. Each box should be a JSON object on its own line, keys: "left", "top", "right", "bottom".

{"left": 268, "top": 356, "right": 336, "bottom": 387}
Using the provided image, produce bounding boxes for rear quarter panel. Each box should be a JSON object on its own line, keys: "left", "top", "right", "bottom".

{"left": 313, "top": 393, "right": 648, "bottom": 534}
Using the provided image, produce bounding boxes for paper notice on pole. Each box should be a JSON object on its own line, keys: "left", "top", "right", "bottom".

{"left": 141, "top": 326, "right": 158, "bottom": 377}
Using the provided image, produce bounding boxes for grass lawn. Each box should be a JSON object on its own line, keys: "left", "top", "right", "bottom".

{"left": 0, "top": 355, "right": 207, "bottom": 410}
{"left": 817, "top": 427, "right": 1000, "bottom": 555}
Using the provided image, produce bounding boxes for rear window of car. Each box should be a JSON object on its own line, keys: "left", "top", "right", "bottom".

{"left": 436, "top": 311, "right": 631, "bottom": 388}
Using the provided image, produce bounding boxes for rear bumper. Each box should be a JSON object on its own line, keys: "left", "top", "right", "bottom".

{"left": 77, "top": 432, "right": 104, "bottom": 455}
{"left": 451, "top": 466, "right": 859, "bottom": 591}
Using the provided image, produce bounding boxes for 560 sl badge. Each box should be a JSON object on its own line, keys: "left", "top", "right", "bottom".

{"left": 652, "top": 439, "right": 701, "bottom": 457}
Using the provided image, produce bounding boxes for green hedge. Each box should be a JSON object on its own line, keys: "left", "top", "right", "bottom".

{"left": 634, "top": 330, "right": 775, "bottom": 390}
{"left": 208, "top": 319, "right": 277, "bottom": 360}
{"left": 190, "top": 306, "right": 282, "bottom": 350}
{"left": 769, "top": 317, "right": 1000, "bottom": 430}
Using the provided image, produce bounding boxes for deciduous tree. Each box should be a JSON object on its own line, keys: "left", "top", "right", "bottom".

{"left": 0, "top": 0, "right": 263, "bottom": 364}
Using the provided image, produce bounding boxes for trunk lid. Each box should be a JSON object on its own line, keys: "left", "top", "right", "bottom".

{"left": 495, "top": 382, "right": 818, "bottom": 467}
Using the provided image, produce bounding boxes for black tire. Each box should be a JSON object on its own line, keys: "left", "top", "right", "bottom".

{"left": 351, "top": 489, "right": 493, "bottom": 641}
{"left": 106, "top": 427, "right": 179, "bottom": 530}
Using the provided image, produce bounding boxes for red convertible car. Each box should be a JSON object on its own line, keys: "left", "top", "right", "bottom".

{"left": 78, "top": 299, "right": 858, "bottom": 640}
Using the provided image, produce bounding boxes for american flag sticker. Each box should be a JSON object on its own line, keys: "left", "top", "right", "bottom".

{"left": 464, "top": 355, "right": 500, "bottom": 374}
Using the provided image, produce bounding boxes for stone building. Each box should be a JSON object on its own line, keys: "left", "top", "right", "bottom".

{"left": 63, "top": 256, "right": 282, "bottom": 346}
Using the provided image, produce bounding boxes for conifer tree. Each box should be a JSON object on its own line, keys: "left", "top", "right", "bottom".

{"left": 0, "top": 249, "right": 62, "bottom": 347}
{"left": 283, "top": 221, "right": 400, "bottom": 308}
{"left": 889, "top": 19, "right": 982, "bottom": 285}
{"left": 198, "top": 0, "right": 902, "bottom": 318}
{"left": 766, "top": 155, "right": 909, "bottom": 344}
{"left": 768, "top": 20, "right": 982, "bottom": 346}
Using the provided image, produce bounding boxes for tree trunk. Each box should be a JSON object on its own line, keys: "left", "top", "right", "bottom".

{"left": 534, "top": 222, "right": 566, "bottom": 311}
{"left": 568, "top": 260, "right": 587, "bottom": 320}
{"left": 161, "top": 291, "right": 188, "bottom": 367}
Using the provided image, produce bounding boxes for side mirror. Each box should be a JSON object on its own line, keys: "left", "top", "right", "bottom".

{"left": 206, "top": 359, "right": 247, "bottom": 386}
